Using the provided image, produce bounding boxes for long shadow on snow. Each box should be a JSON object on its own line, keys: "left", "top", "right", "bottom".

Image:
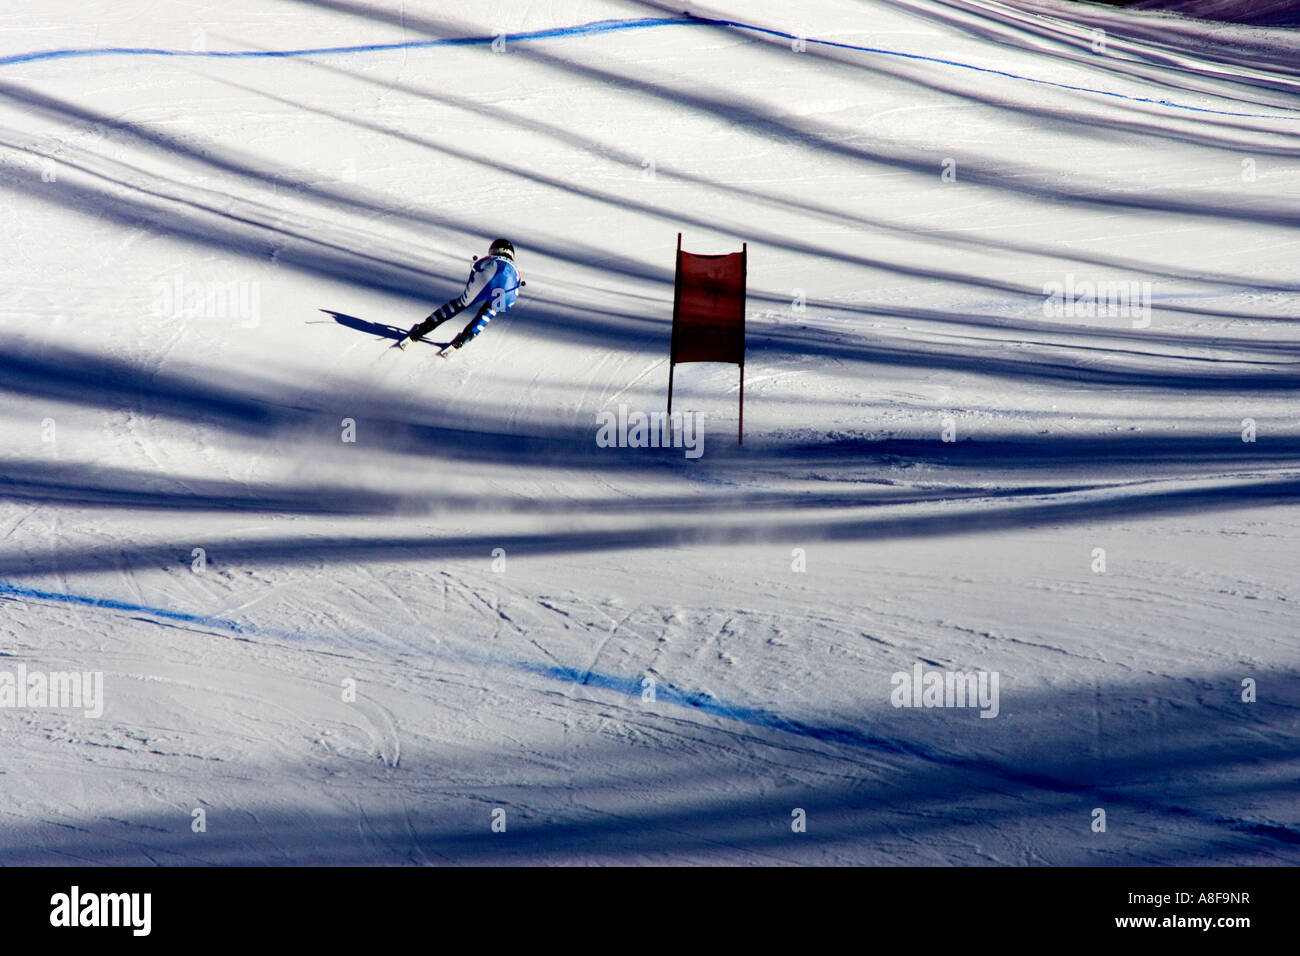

{"left": 0, "top": 78, "right": 683, "bottom": 295}
{"left": 6, "top": 330, "right": 1300, "bottom": 482}
{"left": 749, "top": 325, "right": 1300, "bottom": 391}
{"left": 960, "top": 0, "right": 1300, "bottom": 81}
{"left": 0, "top": 455, "right": 1109, "bottom": 516}
{"left": 287, "top": 44, "right": 1300, "bottom": 296}
{"left": 321, "top": 309, "right": 408, "bottom": 343}
{"left": 3, "top": 472, "right": 1297, "bottom": 578}
{"left": 0, "top": 460, "right": 410, "bottom": 515}
{"left": 749, "top": 296, "right": 1300, "bottom": 355}
{"left": 876, "top": 0, "right": 1300, "bottom": 103}
{"left": 225, "top": 62, "right": 1300, "bottom": 326}
{"left": 283, "top": 0, "right": 1300, "bottom": 232}
{"left": 627, "top": 0, "right": 1300, "bottom": 152}
{"left": 5, "top": 72, "right": 1298, "bottom": 357}
{"left": 0, "top": 665, "right": 1295, "bottom": 864}
{"left": 9, "top": 2, "right": 1297, "bottom": 338}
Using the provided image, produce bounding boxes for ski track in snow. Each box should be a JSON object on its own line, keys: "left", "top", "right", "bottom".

{"left": 3, "top": 571, "right": 1299, "bottom": 862}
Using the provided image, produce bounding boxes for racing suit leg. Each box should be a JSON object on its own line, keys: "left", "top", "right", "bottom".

{"left": 408, "top": 291, "right": 469, "bottom": 342}
{"left": 447, "top": 302, "right": 495, "bottom": 350}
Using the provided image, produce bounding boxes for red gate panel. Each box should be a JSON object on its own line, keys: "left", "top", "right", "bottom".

{"left": 672, "top": 247, "right": 746, "bottom": 365}
{"left": 668, "top": 233, "right": 747, "bottom": 443}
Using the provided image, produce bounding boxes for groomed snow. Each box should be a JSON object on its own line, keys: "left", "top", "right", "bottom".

{"left": 0, "top": 0, "right": 1297, "bottom": 864}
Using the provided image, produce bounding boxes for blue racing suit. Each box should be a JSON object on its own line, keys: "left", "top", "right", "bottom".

{"left": 411, "top": 254, "right": 522, "bottom": 349}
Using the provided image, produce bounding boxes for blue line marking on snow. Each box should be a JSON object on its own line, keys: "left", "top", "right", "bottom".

{"left": 0, "top": 576, "right": 913, "bottom": 756}
{"left": 518, "top": 656, "right": 917, "bottom": 754}
{"left": 10, "top": 578, "right": 1296, "bottom": 843}
{"left": 698, "top": 14, "right": 1300, "bottom": 122}
{"left": 0, "top": 579, "right": 247, "bottom": 633}
{"left": 0, "top": 14, "right": 1295, "bottom": 122}
{"left": 0, "top": 17, "right": 682, "bottom": 67}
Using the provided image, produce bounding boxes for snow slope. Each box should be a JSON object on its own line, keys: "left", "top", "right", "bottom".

{"left": 0, "top": 0, "right": 1297, "bottom": 864}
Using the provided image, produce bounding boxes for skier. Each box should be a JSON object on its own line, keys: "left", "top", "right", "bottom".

{"left": 399, "top": 238, "right": 524, "bottom": 356}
